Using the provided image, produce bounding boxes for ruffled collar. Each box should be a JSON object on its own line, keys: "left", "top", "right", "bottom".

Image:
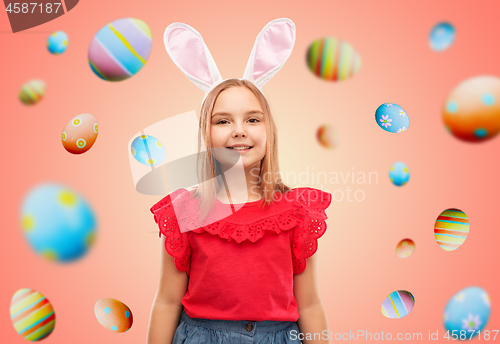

{"left": 157, "top": 187, "right": 330, "bottom": 244}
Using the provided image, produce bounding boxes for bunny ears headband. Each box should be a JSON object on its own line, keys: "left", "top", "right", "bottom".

{"left": 163, "top": 18, "right": 296, "bottom": 103}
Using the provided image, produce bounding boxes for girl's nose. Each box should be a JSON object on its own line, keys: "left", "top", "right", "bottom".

{"left": 232, "top": 125, "right": 246, "bottom": 138}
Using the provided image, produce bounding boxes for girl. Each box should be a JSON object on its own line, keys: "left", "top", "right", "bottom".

{"left": 147, "top": 19, "right": 331, "bottom": 344}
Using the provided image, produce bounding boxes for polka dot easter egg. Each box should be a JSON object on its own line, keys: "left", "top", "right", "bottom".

{"left": 20, "top": 183, "right": 97, "bottom": 262}
{"left": 131, "top": 135, "right": 166, "bottom": 166}
{"left": 381, "top": 290, "right": 415, "bottom": 319}
{"left": 316, "top": 124, "right": 339, "bottom": 149}
{"left": 396, "top": 238, "right": 415, "bottom": 258}
{"left": 443, "top": 76, "right": 500, "bottom": 142}
{"left": 94, "top": 298, "right": 133, "bottom": 333}
{"left": 88, "top": 18, "right": 152, "bottom": 81}
{"left": 375, "top": 103, "right": 409, "bottom": 133}
{"left": 19, "top": 79, "right": 45, "bottom": 105}
{"left": 389, "top": 162, "right": 410, "bottom": 186}
{"left": 434, "top": 208, "right": 469, "bottom": 251}
{"left": 10, "top": 288, "right": 56, "bottom": 341}
{"left": 47, "top": 31, "right": 68, "bottom": 55}
{"left": 429, "top": 22, "right": 455, "bottom": 51}
{"left": 444, "top": 287, "right": 490, "bottom": 339}
{"left": 307, "top": 37, "right": 361, "bottom": 81}
{"left": 62, "top": 114, "right": 99, "bottom": 154}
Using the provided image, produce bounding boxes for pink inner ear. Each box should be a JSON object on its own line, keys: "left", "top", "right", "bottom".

{"left": 166, "top": 27, "right": 212, "bottom": 85}
{"left": 253, "top": 22, "right": 294, "bottom": 81}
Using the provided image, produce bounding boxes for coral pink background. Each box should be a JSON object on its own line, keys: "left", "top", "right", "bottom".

{"left": 1, "top": 0, "right": 499, "bottom": 342}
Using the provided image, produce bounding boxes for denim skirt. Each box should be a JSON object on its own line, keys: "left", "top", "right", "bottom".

{"left": 172, "top": 308, "right": 302, "bottom": 344}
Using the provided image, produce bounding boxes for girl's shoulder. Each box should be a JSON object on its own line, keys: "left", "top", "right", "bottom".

{"left": 150, "top": 188, "right": 198, "bottom": 218}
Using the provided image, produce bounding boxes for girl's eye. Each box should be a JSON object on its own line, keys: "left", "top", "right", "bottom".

{"left": 216, "top": 118, "right": 260, "bottom": 124}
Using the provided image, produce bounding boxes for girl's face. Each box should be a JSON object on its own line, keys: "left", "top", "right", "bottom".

{"left": 210, "top": 86, "right": 266, "bottom": 170}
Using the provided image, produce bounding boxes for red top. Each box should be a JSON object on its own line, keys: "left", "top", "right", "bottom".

{"left": 150, "top": 187, "right": 331, "bottom": 321}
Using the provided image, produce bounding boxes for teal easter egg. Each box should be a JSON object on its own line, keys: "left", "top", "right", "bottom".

{"left": 20, "top": 184, "right": 97, "bottom": 262}
{"left": 381, "top": 290, "right": 415, "bottom": 319}
{"left": 131, "top": 135, "right": 166, "bottom": 166}
{"left": 375, "top": 103, "right": 409, "bottom": 133}
{"left": 389, "top": 162, "right": 410, "bottom": 186}
{"left": 444, "top": 287, "right": 490, "bottom": 339}
{"left": 88, "top": 18, "right": 152, "bottom": 81}
{"left": 430, "top": 22, "right": 455, "bottom": 51}
{"left": 47, "top": 31, "right": 68, "bottom": 55}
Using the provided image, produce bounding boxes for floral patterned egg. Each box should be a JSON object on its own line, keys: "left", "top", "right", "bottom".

{"left": 444, "top": 287, "right": 490, "bottom": 340}
{"left": 375, "top": 103, "right": 409, "bottom": 133}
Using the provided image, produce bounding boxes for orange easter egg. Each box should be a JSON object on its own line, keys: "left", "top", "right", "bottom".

{"left": 94, "top": 298, "right": 133, "bottom": 333}
{"left": 62, "top": 114, "right": 98, "bottom": 154}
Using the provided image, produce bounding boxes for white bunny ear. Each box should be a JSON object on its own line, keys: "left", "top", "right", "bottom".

{"left": 164, "top": 23, "right": 223, "bottom": 94}
{"left": 242, "top": 18, "right": 296, "bottom": 89}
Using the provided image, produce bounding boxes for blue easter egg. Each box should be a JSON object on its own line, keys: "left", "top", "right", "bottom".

{"left": 47, "top": 31, "right": 69, "bottom": 55}
{"left": 389, "top": 162, "right": 410, "bottom": 186}
{"left": 430, "top": 22, "right": 455, "bottom": 51}
{"left": 375, "top": 103, "right": 410, "bottom": 133}
{"left": 20, "top": 184, "right": 97, "bottom": 262}
{"left": 131, "top": 135, "right": 166, "bottom": 166}
{"left": 444, "top": 287, "right": 490, "bottom": 339}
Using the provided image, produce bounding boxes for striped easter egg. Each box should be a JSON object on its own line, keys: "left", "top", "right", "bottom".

{"left": 88, "top": 18, "right": 152, "bottom": 81}
{"left": 434, "top": 208, "right": 470, "bottom": 251}
{"left": 19, "top": 80, "right": 45, "bottom": 105}
{"left": 10, "top": 288, "right": 55, "bottom": 341}
{"left": 306, "top": 37, "right": 361, "bottom": 82}
{"left": 381, "top": 290, "right": 415, "bottom": 319}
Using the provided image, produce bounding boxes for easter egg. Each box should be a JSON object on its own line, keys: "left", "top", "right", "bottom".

{"left": 47, "top": 31, "right": 68, "bottom": 55}
{"left": 434, "top": 208, "right": 469, "bottom": 251}
{"left": 10, "top": 288, "right": 55, "bottom": 341}
{"left": 19, "top": 79, "right": 45, "bottom": 105}
{"left": 381, "top": 290, "right": 415, "bottom": 319}
{"left": 444, "top": 287, "right": 490, "bottom": 339}
{"left": 316, "top": 124, "right": 338, "bottom": 149}
{"left": 94, "top": 298, "right": 133, "bottom": 333}
{"left": 20, "top": 183, "right": 97, "bottom": 262}
{"left": 443, "top": 76, "right": 500, "bottom": 142}
{"left": 306, "top": 37, "right": 361, "bottom": 81}
{"left": 429, "top": 22, "right": 455, "bottom": 51}
{"left": 396, "top": 238, "right": 415, "bottom": 258}
{"left": 62, "top": 114, "right": 99, "bottom": 154}
{"left": 375, "top": 103, "right": 409, "bottom": 133}
{"left": 131, "top": 135, "right": 166, "bottom": 166}
{"left": 389, "top": 162, "right": 410, "bottom": 186}
{"left": 88, "top": 18, "right": 152, "bottom": 81}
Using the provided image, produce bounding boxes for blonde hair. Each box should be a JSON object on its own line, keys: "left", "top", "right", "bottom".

{"left": 195, "top": 79, "right": 289, "bottom": 216}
